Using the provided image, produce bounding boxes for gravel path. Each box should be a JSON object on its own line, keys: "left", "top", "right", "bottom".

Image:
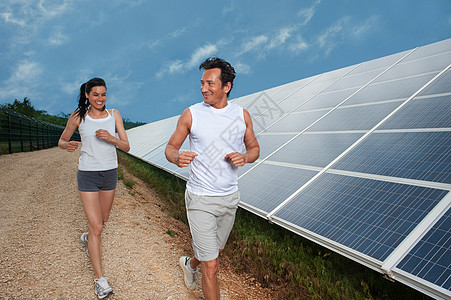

{"left": 0, "top": 148, "right": 275, "bottom": 300}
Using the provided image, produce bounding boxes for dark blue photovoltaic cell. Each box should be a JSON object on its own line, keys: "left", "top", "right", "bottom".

{"left": 274, "top": 173, "right": 448, "bottom": 261}
{"left": 307, "top": 101, "right": 401, "bottom": 131}
{"left": 270, "top": 132, "right": 363, "bottom": 167}
{"left": 419, "top": 68, "right": 451, "bottom": 96}
{"left": 238, "top": 163, "right": 318, "bottom": 214}
{"left": 334, "top": 132, "right": 451, "bottom": 184}
{"left": 396, "top": 207, "right": 451, "bottom": 291}
{"left": 254, "top": 134, "right": 296, "bottom": 158}
{"left": 265, "top": 110, "right": 326, "bottom": 133}
{"left": 380, "top": 95, "right": 451, "bottom": 129}
{"left": 296, "top": 88, "right": 359, "bottom": 111}
{"left": 345, "top": 73, "right": 437, "bottom": 105}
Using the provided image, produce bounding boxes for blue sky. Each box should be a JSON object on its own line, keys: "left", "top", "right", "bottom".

{"left": 1, "top": 0, "right": 450, "bottom": 123}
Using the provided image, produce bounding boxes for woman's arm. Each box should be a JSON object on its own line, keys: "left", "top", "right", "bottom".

{"left": 109, "top": 109, "right": 130, "bottom": 152}
{"left": 58, "top": 112, "right": 80, "bottom": 152}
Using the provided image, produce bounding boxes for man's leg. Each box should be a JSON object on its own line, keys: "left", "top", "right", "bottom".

{"left": 201, "top": 257, "right": 220, "bottom": 300}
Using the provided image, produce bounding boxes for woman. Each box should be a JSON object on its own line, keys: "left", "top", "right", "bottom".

{"left": 59, "top": 77, "right": 130, "bottom": 299}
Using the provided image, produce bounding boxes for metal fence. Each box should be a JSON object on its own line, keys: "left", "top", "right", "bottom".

{"left": 0, "top": 108, "right": 80, "bottom": 155}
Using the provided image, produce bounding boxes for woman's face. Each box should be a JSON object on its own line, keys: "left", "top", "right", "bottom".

{"left": 86, "top": 86, "right": 107, "bottom": 110}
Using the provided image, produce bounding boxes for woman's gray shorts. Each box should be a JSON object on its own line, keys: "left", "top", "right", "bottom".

{"left": 185, "top": 189, "right": 240, "bottom": 262}
{"left": 77, "top": 168, "right": 118, "bottom": 192}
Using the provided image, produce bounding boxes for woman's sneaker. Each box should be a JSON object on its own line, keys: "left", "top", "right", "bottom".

{"left": 179, "top": 256, "right": 196, "bottom": 290}
{"left": 80, "top": 232, "right": 89, "bottom": 257}
{"left": 94, "top": 277, "right": 113, "bottom": 299}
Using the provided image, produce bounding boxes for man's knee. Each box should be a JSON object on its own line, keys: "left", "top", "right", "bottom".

{"left": 202, "top": 259, "right": 219, "bottom": 279}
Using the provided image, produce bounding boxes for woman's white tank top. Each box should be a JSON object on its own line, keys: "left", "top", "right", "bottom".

{"left": 186, "top": 102, "right": 246, "bottom": 196}
{"left": 78, "top": 109, "right": 118, "bottom": 171}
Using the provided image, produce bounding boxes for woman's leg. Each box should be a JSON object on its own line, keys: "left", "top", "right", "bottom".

{"left": 80, "top": 191, "right": 104, "bottom": 279}
{"left": 99, "top": 189, "right": 115, "bottom": 223}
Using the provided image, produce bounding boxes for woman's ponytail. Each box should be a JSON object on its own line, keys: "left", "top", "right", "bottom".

{"left": 75, "top": 78, "right": 106, "bottom": 122}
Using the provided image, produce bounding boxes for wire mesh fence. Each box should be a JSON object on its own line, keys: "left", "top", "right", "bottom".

{"left": 0, "top": 108, "right": 80, "bottom": 155}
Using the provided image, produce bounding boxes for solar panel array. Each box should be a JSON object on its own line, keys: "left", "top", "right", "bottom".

{"left": 127, "top": 38, "right": 451, "bottom": 299}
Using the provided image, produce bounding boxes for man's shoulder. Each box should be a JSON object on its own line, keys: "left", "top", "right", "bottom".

{"left": 188, "top": 102, "right": 205, "bottom": 111}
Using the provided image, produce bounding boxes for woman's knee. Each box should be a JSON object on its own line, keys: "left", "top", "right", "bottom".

{"left": 89, "top": 222, "right": 103, "bottom": 236}
{"left": 102, "top": 215, "right": 109, "bottom": 224}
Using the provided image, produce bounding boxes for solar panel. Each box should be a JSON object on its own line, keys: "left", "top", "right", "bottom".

{"left": 238, "top": 163, "right": 318, "bottom": 215}
{"left": 272, "top": 173, "right": 447, "bottom": 261}
{"left": 395, "top": 205, "right": 451, "bottom": 291}
{"left": 268, "top": 132, "right": 363, "bottom": 167}
{"left": 334, "top": 131, "right": 451, "bottom": 184}
{"left": 126, "top": 38, "right": 451, "bottom": 299}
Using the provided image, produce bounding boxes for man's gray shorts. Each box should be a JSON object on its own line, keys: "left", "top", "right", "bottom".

{"left": 185, "top": 189, "right": 240, "bottom": 262}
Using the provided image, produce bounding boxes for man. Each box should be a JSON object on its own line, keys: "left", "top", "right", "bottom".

{"left": 165, "top": 57, "right": 260, "bottom": 299}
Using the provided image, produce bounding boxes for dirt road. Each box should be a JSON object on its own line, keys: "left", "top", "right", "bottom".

{"left": 0, "top": 148, "right": 275, "bottom": 299}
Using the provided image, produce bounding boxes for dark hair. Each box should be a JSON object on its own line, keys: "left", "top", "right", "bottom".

{"left": 199, "top": 57, "right": 236, "bottom": 97}
{"left": 76, "top": 77, "right": 107, "bottom": 122}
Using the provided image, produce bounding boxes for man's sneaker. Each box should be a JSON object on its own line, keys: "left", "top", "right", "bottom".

{"left": 179, "top": 256, "right": 196, "bottom": 290}
{"left": 94, "top": 277, "right": 113, "bottom": 299}
{"left": 80, "top": 232, "right": 90, "bottom": 257}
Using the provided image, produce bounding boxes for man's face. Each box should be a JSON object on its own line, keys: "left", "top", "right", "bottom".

{"left": 200, "top": 68, "right": 230, "bottom": 108}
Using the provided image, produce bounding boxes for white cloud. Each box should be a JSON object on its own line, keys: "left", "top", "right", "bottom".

{"left": 167, "top": 60, "right": 184, "bottom": 74}
{"left": 147, "top": 39, "right": 161, "bottom": 50}
{"left": 186, "top": 44, "right": 217, "bottom": 69}
{"left": 351, "top": 16, "right": 379, "bottom": 38}
{"left": 48, "top": 31, "right": 69, "bottom": 46}
{"left": 0, "top": 0, "right": 73, "bottom": 55}
{"left": 234, "top": 63, "right": 251, "bottom": 74}
{"left": 238, "top": 35, "right": 268, "bottom": 56}
{"left": 268, "top": 27, "right": 296, "bottom": 50}
{"left": 60, "top": 69, "right": 96, "bottom": 96}
{"left": 0, "top": 12, "right": 26, "bottom": 26}
{"left": 0, "top": 60, "right": 43, "bottom": 99}
{"left": 298, "top": 0, "right": 321, "bottom": 26}
{"left": 170, "top": 27, "right": 187, "bottom": 39}
{"left": 12, "top": 60, "right": 43, "bottom": 81}
{"left": 156, "top": 43, "right": 219, "bottom": 78}
{"left": 289, "top": 36, "right": 309, "bottom": 53}
{"left": 156, "top": 60, "right": 183, "bottom": 78}
{"left": 222, "top": 1, "right": 235, "bottom": 16}
{"left": 316, "top": 17, "right": 349, "bottom": 57}
{"left": 37, "top": 0, "right": 71, "bottom": 18}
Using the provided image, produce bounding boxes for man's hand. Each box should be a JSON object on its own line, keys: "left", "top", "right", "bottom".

{"left": 176, "top": 151, "right": 198, "bottom": 167}
{"left": 225, "top": 152, "right": 245, "bottom": 167}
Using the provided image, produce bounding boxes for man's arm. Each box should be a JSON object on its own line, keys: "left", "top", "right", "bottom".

{"left": 225, "top": 109, "right": 260, "bottom": 167}
{"left": 165, "top": 108, "right": 198, "bottom": 167}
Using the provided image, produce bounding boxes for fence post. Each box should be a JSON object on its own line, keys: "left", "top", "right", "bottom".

{"left": 29, "top": 119, "right": 32, "bottom": 151}
{"left": 20, "top": 117, "right": 24, "bottom": 152}
{"left": 7, "top": 113, "right": 12, "bottom": 154}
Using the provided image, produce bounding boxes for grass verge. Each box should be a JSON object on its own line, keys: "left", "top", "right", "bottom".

{"left": 117, "top": 151, "right": 431, "bottom": 300}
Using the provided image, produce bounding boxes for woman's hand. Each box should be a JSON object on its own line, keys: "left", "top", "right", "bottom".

{"left": 95, "top": 129, "right": 114, "bottom": 143}
{"left": 67, "top": 141, "right": 79, "bottom": 152}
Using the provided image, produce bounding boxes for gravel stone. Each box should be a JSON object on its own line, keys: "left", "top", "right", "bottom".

{"left": 0, "top": 147, "right": 277, "bottom": 299}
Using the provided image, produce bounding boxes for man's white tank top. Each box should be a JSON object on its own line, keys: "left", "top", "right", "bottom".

{"left": 78, "top": 109, "right": 118, "bottom": 171}
{"left": 186, "top": 102, "right": 246, "bottom": 196}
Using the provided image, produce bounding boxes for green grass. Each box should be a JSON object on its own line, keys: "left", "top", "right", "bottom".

{"left": 123, "top": 179, "right": 136, "bottom": 188}
{"left": 117, "top": 151, "right": 431, "bottom": 300}
{"left": 117, "top": 151, "right": 187, "bottom": 222}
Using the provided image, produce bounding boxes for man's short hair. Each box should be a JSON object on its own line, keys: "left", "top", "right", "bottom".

{"left": 199, "top": 57, "right": 236, "bottom": 97}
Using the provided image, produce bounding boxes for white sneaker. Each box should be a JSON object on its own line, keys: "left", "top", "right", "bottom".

{"left": 80, "top": 232, "right": 90, "bottom": 257}
{"left": 179, "top": 256, "right": 196, "bottom": 290}
{"left": 94, "top": 277, "right": 113, "bottom": 299}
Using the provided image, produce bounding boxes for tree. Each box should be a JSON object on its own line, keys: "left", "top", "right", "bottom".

{"left": 0, "top": 97, "right": 46, "bottom": 118}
